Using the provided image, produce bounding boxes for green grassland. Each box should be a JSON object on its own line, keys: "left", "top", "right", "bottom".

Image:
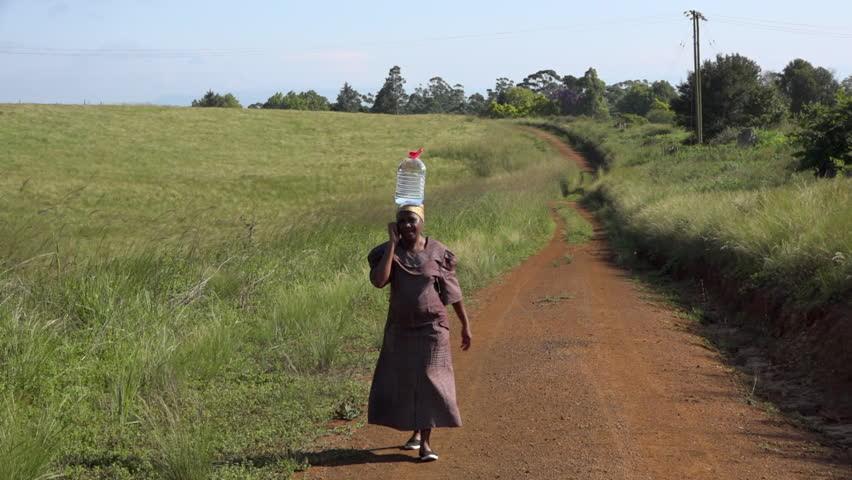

{"left": 0, "top": 105, "right": 576, "bottom": 479}
{"left": 537, "top": 118, "right": 851, "bottom": 311}
{"left": 1, "top": 105, "right": 538, "bottom": 258}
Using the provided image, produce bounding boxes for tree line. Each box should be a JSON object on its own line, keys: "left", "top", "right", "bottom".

{"left": 192, "top": 53, "right": 851, "bottom": 176}
{"left": 192, "top": 54, "right": 849, "bottom": 123}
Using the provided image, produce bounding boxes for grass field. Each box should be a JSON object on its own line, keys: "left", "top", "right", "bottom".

{"left": 1, "top": 105, "right": 539, "bottom": 258}
{"left": 0, "top": 105, "right": 576, "bottom": 479}
{"left": 535, "top": 118, "right": 851, "bottom": 311}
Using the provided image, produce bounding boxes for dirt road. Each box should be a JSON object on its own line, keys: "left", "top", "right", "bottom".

{"left": 301, "top": 130, "right": 851, "bottom": 479}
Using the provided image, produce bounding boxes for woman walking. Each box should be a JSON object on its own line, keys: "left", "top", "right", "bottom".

{"left": 367, "top": 204, "right": 472, "bottom": 462}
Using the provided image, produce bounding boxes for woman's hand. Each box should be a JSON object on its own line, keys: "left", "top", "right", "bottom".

{"left": 451, "top": 301, "right": 472, "bottom": 351}
{"left": 461, "top": 326, "right": 472, "bottom": 351}
{"left": 370, "top": 224, "right": 397, "bottom": 288}
{"left": 387, "top": 222, "right": 400, "bottom": 244}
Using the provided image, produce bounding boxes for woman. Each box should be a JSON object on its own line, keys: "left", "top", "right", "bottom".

{"left": 367, "top": 204, "right": 472, "bottom": 462}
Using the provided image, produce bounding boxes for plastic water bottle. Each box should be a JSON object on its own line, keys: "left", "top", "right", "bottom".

{"left": 394, "top": 148, "right": 426, "bottom": 206}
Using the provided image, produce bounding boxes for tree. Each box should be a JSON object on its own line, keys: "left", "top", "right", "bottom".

{"left": 359, "top": 92, "right": 375, "bottom": 112}
{"left": 191, "top": 90, "right": 242, "bottom": 108}
{"left": 406, "top": 77, "right": 466, "bottom": 114}
{"left": 556, "top": 75, "right": 583, "bottom": 115}
{"left": 615, "top": 83, "right": 656, "bottom": 116}
{"left": 671, "top": 53, "right": 786, "bottom": 137}
{"left": 651, "top": 80, "right": 677, "bottom": 104}
{"left": 646, "top": 108, "right": 675, "bottom": 124}
{"left": 333, "top": 82, "right": 363, "bottom": 112}
{"left": 576, "top": 68, "right": 608, "bottom": 117}
{"left": 220, "top": 93, "right": 242, "bottom": 108}
{"left": 372, "top": 66, "right": 408, "bottom": 114}
{"left": 290, "top": 90, "right": 329, "bottom": 110}
{"left": 761, "top": 70, "right": 783, "bottom": 88}
{"left": 843, "top": 75, "right": 852, "bottom": 95}
{"left": 760, "top": 70, "right": 791, "bottom": 112}
{"left": 449, "top": 84, "right": 466, "bottom": 114}
{"left": 263, "top": 92, "right": 287, "bottom": 108}
{"left": 465, "top": 93, "right": 488, "bottom": 115}
{"left": 424, "top": 77, "right": 458, "bottom": 113}
{"left": 191, "top": 90, "right": 217, "bottom": 107}
{"left": 518, "top": 69, "right": 563, "bottom": 98}
{"left": 793, "top": 92, "right": 852, "bottom": 177}
{"left": 779, "top": 59, "right": 840, "bottom": 114}
{"left": 605, "top": 80, "right": 645, "bottom": 111}
{"left": 262, "top": 90, "right": 329, "bottom": 110}
{"left": 486, "top": 77, "right": 515, "bottom": 104}
{"left": 486, "top": 87, "right": 555, "bottom": 118}
{"left": 405, "top": 89, "right": 428, "bottom": 114}
{"left": 607, "top": 79, "right": 676, "bottom": 117}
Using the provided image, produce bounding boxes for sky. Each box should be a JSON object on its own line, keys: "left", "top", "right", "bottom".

{"left": 1, "top": 0, "right": 851, "bottom": 105}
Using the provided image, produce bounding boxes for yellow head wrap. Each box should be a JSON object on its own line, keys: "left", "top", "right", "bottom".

{"left": 397, "top": 204, "right": 425, "bottom": 222}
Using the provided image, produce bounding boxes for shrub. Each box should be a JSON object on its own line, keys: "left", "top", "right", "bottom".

{"left": 793, "top": 92, "right": 852, "bottom": 176}
{"left": 671, "top": 53, "right": 787, "bottom": 136}
{"left": 645, "top": 108, "right": 675, "bottom": 124}
{"left": 615, "top": 83, "right": 656, "bottom": 116}
{"left": 755, "top": 129, "right": 790, "bottom": 148}
{"left": 487, "top": 102, "right": 521, "bottom": 118}
{"left": 487, "top": 87, "right": 556, "bottom": 118}
{"left": 553, "top": 118, "right": 850, "bottom": 309}
{"left": 614, "top": 113, "right": 648, "bottom": 128}
{"left": 708, "top": 126, "right": 741, "bottom": 145}
{"left": 263, "top": 90, "right": 330, "bottom": 111}
{"left": 191, "top": 90, "right": 242, "bottom": 108}
{"left": 643, "top": 125, "right": 674, "bottom": 137}
{"left": 780, "top": 58, "right": 840, "bottom": 114}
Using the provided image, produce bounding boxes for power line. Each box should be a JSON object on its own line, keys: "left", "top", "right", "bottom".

{"left": 2, "top": 12, "right": 849, "bottom": 60}
{"left": 708, "top": 14, "right": 852, "bottom": 33}
{"left": 713, "top": 21, "right": 852, "bottom": 38}
{"left": 0, "top": 16, "right": 681, "bottom": 59}
{"left": 710, "top": 18, "right": 852, "bottom": 39}
{"left": 662, "top": 20, "right": 692, "bottom": 83}
{"left": 703, "top": 18, "right": 720, "bottom": 57}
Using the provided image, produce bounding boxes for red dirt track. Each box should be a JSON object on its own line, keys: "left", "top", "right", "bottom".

{"left": 301, "top": 130, "right": 851, "bottom": 479}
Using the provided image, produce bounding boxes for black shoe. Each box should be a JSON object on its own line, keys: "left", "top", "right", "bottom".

{"left": 419, "top": 449, "right": 439, "bottom": 462}
{"left": 403, "top": 437, "right": 421, "bottom": 450}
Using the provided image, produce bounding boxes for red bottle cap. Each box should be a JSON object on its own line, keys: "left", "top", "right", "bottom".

{"left": 408, "top": 148, "right": 424, "bottom": 159}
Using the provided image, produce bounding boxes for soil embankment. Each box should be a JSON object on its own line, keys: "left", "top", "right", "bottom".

{"left": 301, "top": 132, "right": 851, "bottom": 479}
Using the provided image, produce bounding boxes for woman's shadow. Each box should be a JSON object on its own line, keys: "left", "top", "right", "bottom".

{"left": 295, "top": 445, "right": 418, "bottom": 467}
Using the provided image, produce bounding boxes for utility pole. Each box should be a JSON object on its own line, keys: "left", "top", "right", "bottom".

{"left": 684, "top": 10, "right": 707, "bottom": 144}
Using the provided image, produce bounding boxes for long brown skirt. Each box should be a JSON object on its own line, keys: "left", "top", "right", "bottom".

{"left": 367, "top": 319, "right": 462, "bottom": 430}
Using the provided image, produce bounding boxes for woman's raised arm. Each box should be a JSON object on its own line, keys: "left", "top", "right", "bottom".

{"left": 370, "top": 223, "right": 398, "bottom": 288}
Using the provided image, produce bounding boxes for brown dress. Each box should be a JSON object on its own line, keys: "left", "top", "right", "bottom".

{"left": 367, "top": 237, "right": 464, "bottom": 430}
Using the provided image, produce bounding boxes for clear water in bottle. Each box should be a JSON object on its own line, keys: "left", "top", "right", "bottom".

{"left": 395, "top": 148, "right": 426, "bottom": 206}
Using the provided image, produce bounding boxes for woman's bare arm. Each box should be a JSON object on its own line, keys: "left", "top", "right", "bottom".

{"left": 452, "top": 301, "right": 472, "bottom": 350}
{"left": 370, "top": 223, "right": 398, "bottom": 288}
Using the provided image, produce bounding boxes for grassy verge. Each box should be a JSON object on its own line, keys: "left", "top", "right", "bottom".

{"left": 0, "top": 106, "right": 575, "bottom": 478}
{"left": 532, "top": 118, "right": 851, "bottom": 312}
{"left": 556, "top": 205, "right": 594, "bottom": 245}
{"left": 532, "top": 118, "right": 852, "bottom": 446}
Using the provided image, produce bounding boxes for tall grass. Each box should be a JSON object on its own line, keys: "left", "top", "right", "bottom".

{"left": 538, "top": 118, "right": 851, "bottom": 310}
{"left": 0, "top": 106, "right": 574, "bottom": 478}
{"left": 142, "top": 397, "right": 214, "bottom": 480}
{"left": 429, "top": 125, "right": 554, "bottom": 177}
{"left": 0, "top": 396, "right": 66, "bottom": 480}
